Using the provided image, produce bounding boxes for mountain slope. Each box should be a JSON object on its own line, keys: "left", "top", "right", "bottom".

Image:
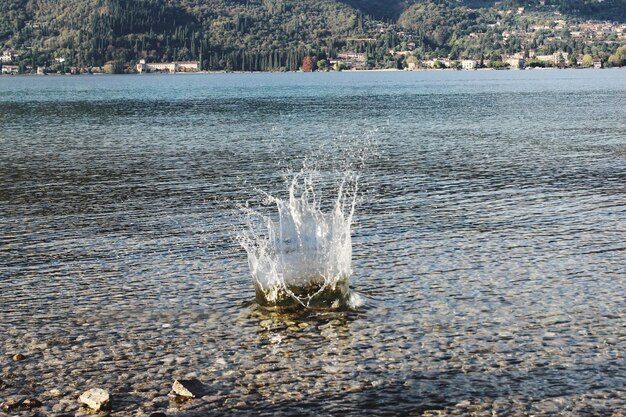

{"left": 2, "top": 0, "right": 370, "bottom": 70}
{"left": 1, "top": 0, "right": 624, "bottom": 72}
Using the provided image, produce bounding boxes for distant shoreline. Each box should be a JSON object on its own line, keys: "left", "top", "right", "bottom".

{"left": 1, "top": 66, "right": 623, "bottom": 77}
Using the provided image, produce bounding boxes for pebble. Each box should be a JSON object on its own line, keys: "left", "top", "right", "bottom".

{"left": 79, "top": 387, "right": 110, "bottom": 411}
{"left": 12, "top": 353, "right": 26, "bottom": 362}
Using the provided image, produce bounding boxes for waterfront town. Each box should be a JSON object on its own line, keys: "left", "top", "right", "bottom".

{"left": 1, "top": 15, "right": 625, "bottom": 74}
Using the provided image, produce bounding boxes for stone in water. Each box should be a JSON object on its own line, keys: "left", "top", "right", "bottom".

{"left": 1, "top": 399, "right": 20, "bottom": 412}
{"left": 79, "top": 388, "right": 110, "bottom": 411}
{"left": 22, "top": 398, "right": 42, "bottom": 408}
{"left": 171, "top": 379, "right": 205, "bottom": 398}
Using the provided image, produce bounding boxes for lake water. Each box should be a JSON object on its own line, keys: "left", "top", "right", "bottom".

{"left": 1, "top": 70, "right": 625, "bottom": 416}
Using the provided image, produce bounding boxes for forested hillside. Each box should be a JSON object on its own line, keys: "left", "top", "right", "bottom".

{"left": 342, "top": 0, "right": 626, "bottom": 21}
{"left": 1, "top": 0, "right": 374, "bottom": 71}
{"left": 0, "top": 0, "right": 624, "bottom": 73}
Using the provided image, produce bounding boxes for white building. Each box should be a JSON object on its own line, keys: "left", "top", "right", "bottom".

{"left": 461, "top": 59, "right": 477, "bottom": 70}
{"left": 1, "top": 65, "right": 19, "bottom": 74}
{"left": 425, "top": 58, "right": 452, "bottom": 68}
{"left": 536, "top": 52, "right": 568, "bottom": 65}
{"left": 337, "top": 53, "right": 366, "bottom": 62}
{"left": 136, "top": 59, "right": 200, "bottom": 73}
{"left": 1, "top": 50, "right": 16, "bottom": 63}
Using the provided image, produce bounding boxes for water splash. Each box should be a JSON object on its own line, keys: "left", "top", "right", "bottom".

{"left": 239, "top": 162, "right": 359, "bottom": 310}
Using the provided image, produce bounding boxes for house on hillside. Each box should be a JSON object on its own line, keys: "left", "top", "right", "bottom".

{"left": 1, "top": 49, "right": 17, "bottom": 63}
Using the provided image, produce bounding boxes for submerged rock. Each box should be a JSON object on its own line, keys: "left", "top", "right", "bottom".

{"left": 79, "top": 388, "right": 110, "bottom": 411}
{"left": 171, "top": 379, "right": 206, "bottom": 399}
{"left": 254, "top": 278, "right": 352, "bottom": 311}
{"left": 0, "top": 398, "right": 21, "bottom": 412}
{"left": 22, "top": 398, "right": 42, "bottom": 408}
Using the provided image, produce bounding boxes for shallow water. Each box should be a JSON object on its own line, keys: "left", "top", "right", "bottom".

{"left": 1, "top": 69, "right": 625, "bottom": 416}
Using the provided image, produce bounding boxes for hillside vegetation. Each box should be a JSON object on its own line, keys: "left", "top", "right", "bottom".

{"left": 0, "top": 0, "right": 624, "bottom": 72}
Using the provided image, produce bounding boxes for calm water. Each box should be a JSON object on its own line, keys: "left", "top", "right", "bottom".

{"left": 1, "top": 70, "right": 625, "bottom": 416}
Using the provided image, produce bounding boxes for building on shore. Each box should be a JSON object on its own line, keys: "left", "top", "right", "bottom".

{"left": 337, "top": 52, "right": 366, "bottom": 62}
{"left": 1, "top": 65, "right": 19, "bottom": 75}
{"left": 424, "top": 58, "right": 452, "bottom": 68}
{"left": 535, "top": 52, "right": 569, "bottom": 66}
{"left": 461, "top": 59, "right": 477, "bottom": 70}
{"left": 331, "top": 52, "right": 367, "bottom": 70}
{"left": 506, "top": 57, "right": 524, "bottom": 69}
{"left": 136, "top": 59, "right": 200, "bottom": 73}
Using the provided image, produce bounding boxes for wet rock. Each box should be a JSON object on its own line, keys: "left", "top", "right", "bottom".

{"left": 0, "top": 379, "right": 10, "bottom": 389}
{"left": 2, "top": 370, "right": 17, "bottom": 379}
{"left": 170, "top": 379, "right": 206, "bottom": 399}
{"left": 48, "top": 388, "right": 63, "bottom": 397}
{"left": 79, "top": 387, "right": 110, "bottom": 411}
{"left": 0, "top": 398, "right": 21, "bottom": 412}
{"left": 149, "top": 413, "right": 167, "bottom": 417}
{"left": 22, "top": 398, "right": 42, "bottom": 408}
{"left": 12, "top": 353, "right": 26, "bottom": 361}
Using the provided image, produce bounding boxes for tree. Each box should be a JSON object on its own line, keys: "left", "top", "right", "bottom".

{"left": 103, "top": 60, "right": 124, "bottom": 73}
{"left": 302, "top": 56, "right": 314, "bottom": 72}
{"left": 607, "top": 54, "right": 621, "bottom": 67}
{"left": 406, "top": 55, "right": 418, "bottom": 68}
{"left": 581, "top": 54, "right": 593, "bottom": 67}
{"left": 316, "top": 59, "right": 328, "bottom": 71}
{"left": 489, "top": 60, "right": 510, "bottom": 69}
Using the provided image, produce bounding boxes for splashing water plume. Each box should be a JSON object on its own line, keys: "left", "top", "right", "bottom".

{"left": 239, "top": 161, "right": 360, "bottom": 310}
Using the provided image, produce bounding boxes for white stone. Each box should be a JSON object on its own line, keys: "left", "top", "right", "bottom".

{"left": 171, "top": 379, "right": 205, "bottom": 398}
{"left": 79, "top": 388, "right": 110, "bottom": 411}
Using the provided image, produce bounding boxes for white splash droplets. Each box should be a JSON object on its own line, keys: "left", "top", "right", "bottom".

{"left": 239, "top": 163, "right": 358, "bottom": 308}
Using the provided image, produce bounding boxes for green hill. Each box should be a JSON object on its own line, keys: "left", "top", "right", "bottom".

{"left": 1, "top": 0, "right": 624, "bottom": 72}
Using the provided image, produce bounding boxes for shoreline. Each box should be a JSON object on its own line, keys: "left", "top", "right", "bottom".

{"left": 0, "top": 66, "right": 623, "bottom": 77}
{"left": 0, "top": 67, "right": 626, "bottom": 78}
